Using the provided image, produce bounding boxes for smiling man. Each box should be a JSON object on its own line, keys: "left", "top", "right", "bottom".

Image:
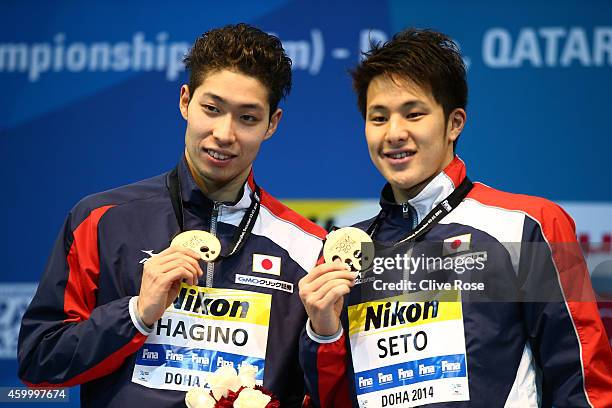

{"left": 299, "top": 28, "right": 612, "bottom": 407}
{"left": 18, "top": 24, "right": 326, "bottom": 407}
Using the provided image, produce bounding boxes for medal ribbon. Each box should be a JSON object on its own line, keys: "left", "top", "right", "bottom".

{"left": 366, "top": 177, "right": 473, "bottom": 245}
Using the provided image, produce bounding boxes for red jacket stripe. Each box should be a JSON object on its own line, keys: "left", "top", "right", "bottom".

{"left": 24, "top": 333, "right": 147, "bottom": 388}
{"left": 316, "top": 333, "right": 352, "bottom": 408}
{"left": 64, "top": 205, "right": 114, "bottom": 323}
{"left": 259, "top": 189, "right": 327, "bottom": 240}
{"left": 443, "top": 156, "right": 467, "bottom": 188}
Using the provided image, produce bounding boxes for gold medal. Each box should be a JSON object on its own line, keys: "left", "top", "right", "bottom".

{"left": 171, "top": 230, "right": 222, "bottom": 262}
{"left": 323, "top": 227, "right": 374, "bottom": 271}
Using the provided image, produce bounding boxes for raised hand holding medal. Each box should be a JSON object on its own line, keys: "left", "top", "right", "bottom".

{"left": 298, "top": 227, "right": 374, "bottom": 337}
{"left": 137, "top": 245, "right": 204, "bottom": 328}
{"left": 137, "top": 231, "right": 219, "bottom": 328}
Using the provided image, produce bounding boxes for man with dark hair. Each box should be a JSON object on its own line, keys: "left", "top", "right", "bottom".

{"left": 18, "top": 23, "right": 326, "bottom": 407}
{"left": 299, "top": 28, "right": 612, "bottom": 407}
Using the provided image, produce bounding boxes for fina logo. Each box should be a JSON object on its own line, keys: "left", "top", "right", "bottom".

{"left": 0, "top": 283, "right": 37, "bottom": 359}
{"left": 358, "top": 376, "right": 373, "bottom": 389}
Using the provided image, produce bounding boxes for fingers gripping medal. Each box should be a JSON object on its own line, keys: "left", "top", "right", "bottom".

{"left": 323, "top": 227, "right": 374, "bottom": 271}
{"left": 171, "top": 230, "right": 221, "bottom": 262}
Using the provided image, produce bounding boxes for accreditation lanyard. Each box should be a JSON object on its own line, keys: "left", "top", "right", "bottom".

{"left": 166, "top": 166, "right": 261, "bottom": 260}
{"left": 366, "top": 177, "right": 473, "bottom": 245}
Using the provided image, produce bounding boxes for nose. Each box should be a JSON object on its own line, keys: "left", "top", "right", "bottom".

{"left": 212, "top": 114, "right": 236, "bottom": 146}
{"left": 385, "top": 114, "right": 409, "bottom": 146}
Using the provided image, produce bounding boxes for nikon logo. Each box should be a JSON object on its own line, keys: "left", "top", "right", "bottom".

{"left": 173, "top": 287, "right": 249, "bottom": 319}
{"left": 364, "top": 300, "right": 438, "bottom": 332}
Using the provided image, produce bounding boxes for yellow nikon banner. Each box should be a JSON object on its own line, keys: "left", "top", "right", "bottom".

{"left": 171, "top": 285, "right": 271, "bottom": 326}
{"left": 347, "top": 290, "right": 469, "bottom": 408}
{"left": 347, "top": 290, "right": 463, "bottom": 337}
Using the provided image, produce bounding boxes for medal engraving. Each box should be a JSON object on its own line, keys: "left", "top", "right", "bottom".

{"left": 171, "top": 230, "right": 222, "bottom": 262}
{"left": 324, "top": 227, "right": 374, "bottom": 271}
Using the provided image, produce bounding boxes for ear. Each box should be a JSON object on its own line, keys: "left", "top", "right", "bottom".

{"left": 179, "top": 85, "right": 191, "bottom": 120}
{"left": 446, "top": 108, "right": 466, "bottom": 143}
{"left": 264, "top": 108, "right": 283, "bottom": 140}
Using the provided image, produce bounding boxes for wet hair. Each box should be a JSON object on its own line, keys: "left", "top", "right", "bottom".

{"left": 351, "top": 28, "right": 467, "bottom": 124}
{"left": 183, "top": 23, "right": 292, "bottom": 115}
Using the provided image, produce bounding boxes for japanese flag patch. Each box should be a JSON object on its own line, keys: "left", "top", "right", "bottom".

{"left": 443, "top": 234, "right": 471, "bottom": 256}
{"left": 252, "top": 254, "right": 282, "bottom": 276}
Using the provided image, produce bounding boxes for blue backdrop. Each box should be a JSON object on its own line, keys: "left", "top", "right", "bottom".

{"left": 1, "top": 1, "right": 611, "bottom": 406}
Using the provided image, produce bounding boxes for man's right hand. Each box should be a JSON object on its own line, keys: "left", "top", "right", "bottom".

{"left": 137, "top": 246, "right": 203, "bottom": 327}
{"left": 298, "top": 261, "right": 357, "bottom": 336}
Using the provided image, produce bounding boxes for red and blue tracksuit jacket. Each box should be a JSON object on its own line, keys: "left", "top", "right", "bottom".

{"left": 18, "top": 157, "right": 326, "bottom": 407}
{"left": 300, "top": 156, "right": 612, "bottom": 407}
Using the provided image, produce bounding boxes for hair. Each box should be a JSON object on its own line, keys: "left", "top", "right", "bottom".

{"left": 183, "top": 23, "right": 292, "bottom": 115}
{"left": 351, "top": 28, "right": 467, "bottom": 126}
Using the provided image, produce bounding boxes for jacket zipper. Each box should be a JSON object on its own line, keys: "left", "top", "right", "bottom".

{"left": 402, "top": 202, "right": 418, "bottom": 229}
{"left": 206, "top": 202, "right": 221, "bottom": 287}
{"left": 402, "top": 202, "right": 410, "bottom": 219}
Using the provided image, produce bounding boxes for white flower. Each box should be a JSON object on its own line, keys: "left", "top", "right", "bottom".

{"left": 208, "top": 365, "right": 242, "bottom": 400}
{"left": 185, "top": 388, "right": 216, "bottom": 408}
{"left": 238, "top": 364, "right": 258, "bottom": 388}
{"left": 234, "top": 388, "right": 271, "bottom": 408}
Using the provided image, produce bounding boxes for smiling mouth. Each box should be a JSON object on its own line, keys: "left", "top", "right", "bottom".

{"left": 384, "top": 151, "right": 415, "bottom": 159}
{"left": 206, "top": 149, "right": 235, "bottom": 161}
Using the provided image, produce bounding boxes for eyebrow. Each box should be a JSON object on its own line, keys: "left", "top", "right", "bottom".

{"left": 202, "top": 93, "right": 265, "bottom": 111}
{"left": 367, "top": 100, "right": 428, "bottom": 112}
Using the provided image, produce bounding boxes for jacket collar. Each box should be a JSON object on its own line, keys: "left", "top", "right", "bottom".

{"left": 178, "top": 155, "right": 255, "bottom": 214}
{"left": 379, "top": 155, "right": 467, "bottom": 224}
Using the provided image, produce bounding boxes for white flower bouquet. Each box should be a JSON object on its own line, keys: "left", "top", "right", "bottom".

{"left": 185, "top": 365, "right": 279, "bottom": 408}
